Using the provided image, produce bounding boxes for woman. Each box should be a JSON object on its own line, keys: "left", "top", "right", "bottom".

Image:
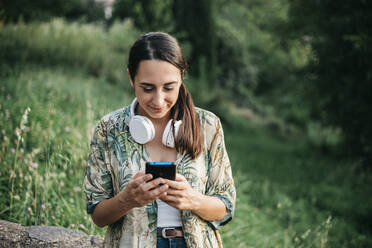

{"left": 84, "top": 32, "right": 236, "bottom": 248}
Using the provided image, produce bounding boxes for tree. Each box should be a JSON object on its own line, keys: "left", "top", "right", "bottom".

{"left": 0, "top": 0, "right": 105, "bottom": 23}
{"left": 289, "top": 0, "right": 372, "bottom": 166}
{"left": 112, "top": 0, "right": 173, "bottom": 31}
{"left": 172, "top": 0, "right": 217, "bottom": 85}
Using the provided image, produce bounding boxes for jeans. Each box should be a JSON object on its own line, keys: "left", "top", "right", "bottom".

{"left": 156, "top": 237, "right": 187, "bottom": 248}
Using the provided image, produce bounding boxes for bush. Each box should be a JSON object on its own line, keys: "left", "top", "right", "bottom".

{"left": 1, "top": 0, "right": 105, "bottom": 23}
{"left": 0, "top": 18, "right": 139, "bottom": 86}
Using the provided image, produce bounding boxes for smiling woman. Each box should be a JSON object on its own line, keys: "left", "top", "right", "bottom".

{"left": 130, "top": 60, "right": 182, "bottom": 123}
{"left": 83, "top": 32, "right": 236, "bottom": 248}
{"left": 129, "top": 60, "right": 183, "bottom": 163}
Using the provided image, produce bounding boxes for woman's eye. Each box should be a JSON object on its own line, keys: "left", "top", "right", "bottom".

{"left": 164, "top": 87, "right": 173, "bottom": 91}
{"left": 143, "top": 88, "right": 153, "bottom": 92}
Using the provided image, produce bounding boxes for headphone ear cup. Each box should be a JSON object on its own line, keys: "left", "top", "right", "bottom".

{"left": 162, "top": 120, "right": 182, "bottom": 148}
{"left": 129, "top": 116, "right": 155, "bottom": 144}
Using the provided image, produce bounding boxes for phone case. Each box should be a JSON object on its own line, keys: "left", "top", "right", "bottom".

{"left": 145, "top": 162, "right": 176, "bottom": 180}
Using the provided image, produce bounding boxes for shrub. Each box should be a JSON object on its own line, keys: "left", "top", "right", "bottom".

{"left": 0, "top": 18, "right": 139, "bottom": 86}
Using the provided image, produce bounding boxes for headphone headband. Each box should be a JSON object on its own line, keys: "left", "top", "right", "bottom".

{"left": 130, "top": 97, "right": 138, "bottom": 117}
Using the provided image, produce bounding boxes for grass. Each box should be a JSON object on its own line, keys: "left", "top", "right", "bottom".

{"left": 1, "top": 65, "right": 371, "bottom": 247}
{"left": 0, "top": 18, "right": 139, "bottom": 85}
{"left": 221, "top": 121, "right": 372, "bottom": 247}
{"left": 1, "top": 20, "right": 371, "bottom": 247}
{"left": 0, "top": 66, "right": 130, "bottom": 236}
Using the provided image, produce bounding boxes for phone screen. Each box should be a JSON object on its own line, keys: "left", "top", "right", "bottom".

{"left": 145, "top": 162, "right": 176, "bottom": 180}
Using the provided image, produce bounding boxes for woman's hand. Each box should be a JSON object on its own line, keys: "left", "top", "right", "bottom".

{"left": 118, "top": 172, "right": 169, "bottom": 208}
{"left": 160, "top": 173, "right": 227, "bottom": 221}
{"left": 159, "top": 174, "right": 202, "bottom": 211}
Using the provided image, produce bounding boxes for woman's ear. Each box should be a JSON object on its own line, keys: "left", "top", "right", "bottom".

{"left": 127, "top": 68, "right": 134, "bottom": 88}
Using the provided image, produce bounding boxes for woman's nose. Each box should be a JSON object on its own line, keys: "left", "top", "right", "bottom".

{"left": 153, "top": 91, "right": 164, "bottom": 106}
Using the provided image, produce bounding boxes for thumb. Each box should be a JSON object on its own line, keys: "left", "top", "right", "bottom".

{"left": 175, "top": 173, "right": 187, "bottom": 182}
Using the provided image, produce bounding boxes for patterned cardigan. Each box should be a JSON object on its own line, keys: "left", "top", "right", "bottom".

{"left": 84, "top": 105, "right": 236, "bottom": 248}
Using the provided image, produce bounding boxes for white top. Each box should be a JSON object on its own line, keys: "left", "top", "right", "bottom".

{"left": 156, "top": 200, "right": 182, "bottom": 227}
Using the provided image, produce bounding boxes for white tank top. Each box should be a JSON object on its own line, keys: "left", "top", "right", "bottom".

{"left": 156, "top": 199, "right": 182, "bottom": 227}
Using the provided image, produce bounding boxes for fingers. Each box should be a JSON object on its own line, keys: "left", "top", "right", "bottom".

{"left": 135, "top": 182, "right": 168, "bottom": 205}
{"left": 168, "top": 173, "right": 188, "bottom": 188}
{"left": 140, "top": 177, "right": 166, "bottom": 192}
{"left": 159, "top": 194, "right": 185, "bottom": 210}
{"left": 164, "top": 178, "right": 187, "bottom": 190}
{"left": 175, "top": 174, "right": 187, "bottom": 182}
{"left": 162, "top": 188, "right": 182, "bottom": 196}
{"left": 130, "top": 173, "right": 153, "bottom": 188}
{"left": 160, "top": 194, "right": 179, "bottom": 203}
{"left": 122, "top": 172, "right": 175, "bottom": 208}
{"left": 126, "top": 172, "right": 191, "bottom": 208}
{"left": 133, "top": 171, "right": 145, "bottom": 179}
{"left": 149, "top": 184, "right": 169, "bottom": 198}
{"left": 131, "top": 175, "right": 168, "bottom": 195}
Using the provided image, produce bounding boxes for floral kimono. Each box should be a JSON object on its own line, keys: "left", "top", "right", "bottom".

{"left": 84, "top": 104, "right": 236, "bottom": 248}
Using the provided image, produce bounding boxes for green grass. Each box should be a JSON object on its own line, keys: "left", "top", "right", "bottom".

{"left": 0, "top": 66, "right": 131, "bottom": 236}
{"left": 221, "top": 121, "right": 372, "bottom": 247}
{"left": 1, "top": 20, "right": 371, "bottom": 247}
{"left": 1, "top": 65, "right": 371, "bottom": 247}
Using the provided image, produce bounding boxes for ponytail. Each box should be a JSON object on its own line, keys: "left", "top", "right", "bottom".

{"left": 172, "top": 84, "right": 202, "bottom": 159}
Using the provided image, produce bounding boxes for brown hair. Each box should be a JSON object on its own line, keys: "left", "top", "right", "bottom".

{"left": 128, "top": 32, "right": 202, "bottom": 159}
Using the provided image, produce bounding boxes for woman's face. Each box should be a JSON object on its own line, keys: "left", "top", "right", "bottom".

{"left": 130, "top": 60, "right": 182, "bottom": 122}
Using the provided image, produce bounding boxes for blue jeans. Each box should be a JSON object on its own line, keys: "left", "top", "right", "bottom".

{"left": 156, "top": 237, "right": 187, "bottom": 248}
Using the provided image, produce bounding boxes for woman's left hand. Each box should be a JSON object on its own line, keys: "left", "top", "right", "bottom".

{"left": 159, "top": 174, "right": 202, "bottom": 211}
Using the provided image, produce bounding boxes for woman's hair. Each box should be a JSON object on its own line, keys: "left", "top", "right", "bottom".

{"left": 128, "top": 32, "right": 202, "bottom": 159}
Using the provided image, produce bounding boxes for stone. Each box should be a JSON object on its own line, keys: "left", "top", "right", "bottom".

{"left": 0, "top": 220, "right": 28, "bottom": 247}
{"left": 0, "top": 220, "right": 103, "bottom": 248}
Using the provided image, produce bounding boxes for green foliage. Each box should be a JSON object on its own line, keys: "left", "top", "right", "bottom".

{"left": 2, "top": 64, "right": 371, "bottom": 247}
{"left": 0, "top": 0, "right": 105, "bottom": 23}
{"left": 0, "top": 66, "right": 130, "bottom": 236}
{"left": 112, "top": 0, "right": 173, "bottom": 31}
{"left": 213, "top": 0, "right": 312, "bottom": 131}
{"left": 288, "top": 0, "right": 372, "bottom": 166}
{"left": 1, "top": 13, "right": 371, "bottom": 247}
{"left": 0, "top": 18, "right": 139, "bottom": 86}
{"left": 185, "top": 62, "right": 238, "bottom": 128}
{"left": 172, "top": 0, "right": 218, "bottom": 84}
{"left": 223, "top": 121, "right": 372, "bottom": 247}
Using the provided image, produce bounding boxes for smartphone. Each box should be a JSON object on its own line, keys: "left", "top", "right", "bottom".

{"left": 145, "top": 162, "right": 176, "bottom": 180}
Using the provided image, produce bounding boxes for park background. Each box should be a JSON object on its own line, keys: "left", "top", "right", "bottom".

{"left": 0, "top": 0, "right": 371, "bottom": 247}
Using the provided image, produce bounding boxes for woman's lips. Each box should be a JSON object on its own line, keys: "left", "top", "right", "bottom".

{"left": 150, "top": 106, "right": 163, "bottom": 113}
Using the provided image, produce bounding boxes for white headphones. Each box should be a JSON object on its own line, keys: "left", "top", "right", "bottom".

{"left": 125, "top": 98, "right": 182, "bottom": 148}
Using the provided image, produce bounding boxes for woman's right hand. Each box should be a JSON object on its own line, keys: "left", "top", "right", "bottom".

{"left": 118, "top": 172, "right": 169, "bottom": 208}
{"left": 91, "top": 172, "right": 168, "bottom": 227}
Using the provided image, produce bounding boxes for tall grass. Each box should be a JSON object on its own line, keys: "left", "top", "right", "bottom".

{"left": 0, "top": 67, "right": 129, "bottom": 236}
{"left": 221, "top": 121, "right": 372, "bottom": 247}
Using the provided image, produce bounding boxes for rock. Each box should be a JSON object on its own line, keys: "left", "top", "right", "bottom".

{"left": 0, "top": 220, "right": 27, "bottom": 247}
{"left": 0, "top": 220, "right": 103, "bottom": 248}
